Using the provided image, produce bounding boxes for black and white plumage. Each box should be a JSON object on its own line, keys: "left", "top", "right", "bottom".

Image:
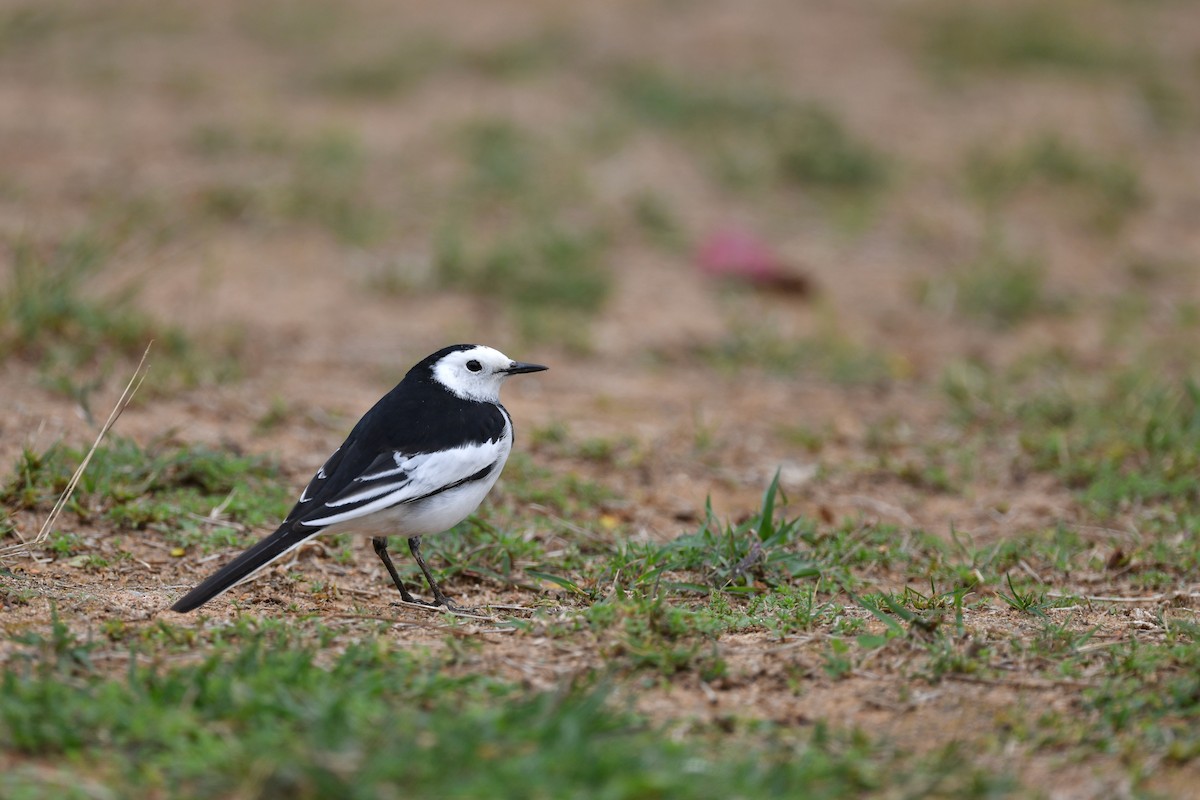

{"left": 170, "top": 344, "right": 547, "bottom": 613}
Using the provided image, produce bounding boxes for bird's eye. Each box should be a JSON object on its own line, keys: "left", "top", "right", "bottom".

{"left": 466, "top": 359, "right": 482, "bottom": 373}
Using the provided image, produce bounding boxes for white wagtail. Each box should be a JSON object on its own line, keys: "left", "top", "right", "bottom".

{"left": 170, "top": 344, "right": 547, "bottom": 613}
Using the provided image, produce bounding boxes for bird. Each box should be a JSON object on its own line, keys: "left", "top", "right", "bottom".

{"left": 170, "top": 344, "right": 547, "bottom": 614}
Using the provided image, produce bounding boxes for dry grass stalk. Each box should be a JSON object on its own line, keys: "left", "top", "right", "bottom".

{"left": 1, "top": 342, "right": 153, "bottom": 559}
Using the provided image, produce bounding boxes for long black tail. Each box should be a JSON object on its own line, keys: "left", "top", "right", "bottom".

{"left": 170, "top": 524, "right": 315, "bottom": 613}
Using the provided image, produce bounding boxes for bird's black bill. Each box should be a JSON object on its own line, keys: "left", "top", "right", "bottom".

{"left": 503, "top": 361, "right": 548, "bottom": 374}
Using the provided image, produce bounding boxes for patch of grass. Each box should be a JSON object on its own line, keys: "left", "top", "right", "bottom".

{"left": 186, "top": 125, "right": 386, "bottom": 245}
{"left": 965, "top": 134, "right": 1144, "bottom": 232}
{"left": 449, "top": 117, "right": 586, "bottom": 215}
{"left": 529, "top": 420, "right": 571, "bottom": 450}
{"left": 0, "top": 231, "right": 243, "bottom": 399}
{"left": 311, "top": 37, "right": 447, "bottom": 99}
{"left": 889, "top": 450, "right": 958, "bottom": 494}
{"left": 0, "top": 578, "right": 34, "bottom": 607}
{"left": 278, "top": 129, "right": 386, "bottom": 245}
{"left": 456, "top": 29, "right": 577, "bottom": 78}
{"left": 1134, "top": 67, "right": 1191, "bottom": 134}
{"left": 516, "top": 475, "right": 873, "bottom": 613}
{"left": 0, "top": 4, "right": 62, "bottom": 56}
{"left": 575, "top": 592, "right": 731, "bottom": 678}
{"left": 0, "top": 620, "right": 1015, "bottom": 799}
{"left": 253, "top": 397, "right": 295, "bottom": 434}
{"left": 743, "top": 583, "right": 844, "bottom": 636}
{"left": 650, "top": 474, "right": 819, "bottom": 595}
{"left": 919, "top": 242, "right": 1058, "bottom": 330}
{"left": 922, "top": 5, "right": 1137, "bottom": 78}
{"left": 942, "top": 350, "right": 1200, "bottom": 525}
{"left": 460, "top": 118, "right": 536, "bottom": 197}
{"left": 1020, "top": 373, "right": 1200, "bottom": 517}
{"left": 434, "top": 221, "right": 611, "bottom": 346}
{"left": 492, "top": 452, "right": 616, "bottom": 519}
{"left": 46, "top": 531, "right": 84, "bottom": 556}
{"left": 428, "top": 118, "right": 613, "bottom": 347}
{"left": 575, "top": 435, "right": 637, "bottom": 466}
{"left": 774, "top": 106, "right": 888, "bottom": 192}
{"left": 435, "top": 516, "right": 552, "bottom": 590}
{"left": 195, "top": 181, "right": 262, "bottom": 224}
{"left": 613, "top": 66, "right": 774, "bottom": 129}
{"left": 527, "top": 423, "right": 641, "bottom": 467}
{"left": 0, "top": 438, "right": 290, "bottom": 553}
{"left": 187, "top": 122, "right": 243, "bottom": 157}
{"left": 778, "top": 423, "right": 829, "bottom": 454}
{"left": 1075, "top": 635, "right": 1200, "bottom": 757}
{"left": 996, "top": 573, "right": 1050, "bottom": 617}
{"left": 630, "top": 191, "right": 686, "bottom": 252}
{"left": 940, "top": 358, "right": 1012, "bottom": 429}
{"left": 306, "top": 29, "right": 576, "bottom": 97}
{"left": 234, "top": 0, "right": 348, "bottom": 49}
{"left": 611, "top": 67, "right": 887, "bottom": 203}
{"left": 185, "top": 121, "right": 290, "bottom": 160}
{"left": 696, "top": 318, "right": 894, "bottom": 385}
{"left": 0, "top": 232, "right": 187, "bottom": 365}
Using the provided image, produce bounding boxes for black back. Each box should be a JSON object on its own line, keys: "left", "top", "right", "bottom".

{"left": 279, "top": 348, "right": 508, "bottom": 526}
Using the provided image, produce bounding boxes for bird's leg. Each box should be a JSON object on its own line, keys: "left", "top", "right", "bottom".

{"left": 372, "top": 536, "right": 419, "bottom": 604}
{"left": 407, "top": 536, "right": 465, "bottom": 611}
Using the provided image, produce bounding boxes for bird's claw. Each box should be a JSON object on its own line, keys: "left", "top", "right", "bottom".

{"left": 390, "top": 596, "right": 475, "bottom": 614}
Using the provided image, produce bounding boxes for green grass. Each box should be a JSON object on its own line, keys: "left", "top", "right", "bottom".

{"left": 1019, "top": 372, "right": 1200, "bottom": 517}
{"left": 401, "top": 451, "right": 618, "bottom": 590}
{"left": 422, "top": 117, "right": 613, "bottom": 347}
{"left": 0, "top": 232, "right": 186, "bottom": 365}
{"left": 300, "top": 27, "right": 575, "bottom": 98}
{"left": 163, "top": 113, "right": 606, "bottom": 350}
{"left": 0, "top": 230, "right": 241, "bottom": 402}
{"left": 455, "top": 29, "right": 576, "bottom": 79}
{"left": 1083, "top": 635, "right": 1200, "bottom": 759}
{"left": 694, "top": 318, "right": 894, "bottom": 385}
{"left": 278, "top": 128, "right": 387, "bottom": 245}
{"left": 655, "top": 474, "right": 820, "bottom": 594}
{"left": 944, "top": 352, "right": 1200, "bottom": 519}
{"left": 234, "top": 0, "right": 348, "bottom": 49}
{"left": 310, "top": 37, "right": 447, "bottom": 99}
{"left": 434, "top": 220, "right": 611, "bottom": 347}
{"left": 187, "top": 125, "right": 387, "bottom": 245}
{"left": 964, "top": 134, "right": 1144, "bottom": 232}
{"left": 919, "top": 240, "right": 1059, "bottom": 330}
{"left": 459, "top": 117, "right": 537, "bottom": 197}
{"left": 0, "top": 4, "right": 62, "bottom": 57}
{"left": 629, "top": 191, "right": 687, "bottom": 252}
{"left": 922, "top": 5, "right": 1138, "bottom": 78}
{"left": 0, "top": 617, "right": 1015, "bottom": 799}
{"left": 1, "top": 437, "right": 290, "bottom": 553}
{"left": 449, "top": 116, "right": 588, "bottom": 213}
{"left": 612, "top": 67, "right": 887, "bottom": 204}
{"left": 5, "top": 444, "right": 1200, "bottom": 794}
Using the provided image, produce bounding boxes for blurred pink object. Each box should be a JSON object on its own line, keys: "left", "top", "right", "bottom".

{"left": 696, "top": 228, "right": 812, "bottom": 295}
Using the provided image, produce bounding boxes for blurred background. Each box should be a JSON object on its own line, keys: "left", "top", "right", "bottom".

{"left": 1, "top": 0, "right": 1199, "bottom": 529}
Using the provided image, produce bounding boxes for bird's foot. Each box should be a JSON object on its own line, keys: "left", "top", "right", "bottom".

{"left": 439, "top": 599, "right": 478, "bottom": 615}
{"left": 390, "top": 596, "right": 478, "bottom": 615}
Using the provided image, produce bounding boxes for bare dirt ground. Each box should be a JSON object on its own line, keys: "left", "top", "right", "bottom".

{"left": 3, "top": 1, "right": 1200, "bottom": 797}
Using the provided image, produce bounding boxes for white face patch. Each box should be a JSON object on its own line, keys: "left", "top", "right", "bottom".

{"left": 431, "top": 346, "right": 518, "bottom": 402}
